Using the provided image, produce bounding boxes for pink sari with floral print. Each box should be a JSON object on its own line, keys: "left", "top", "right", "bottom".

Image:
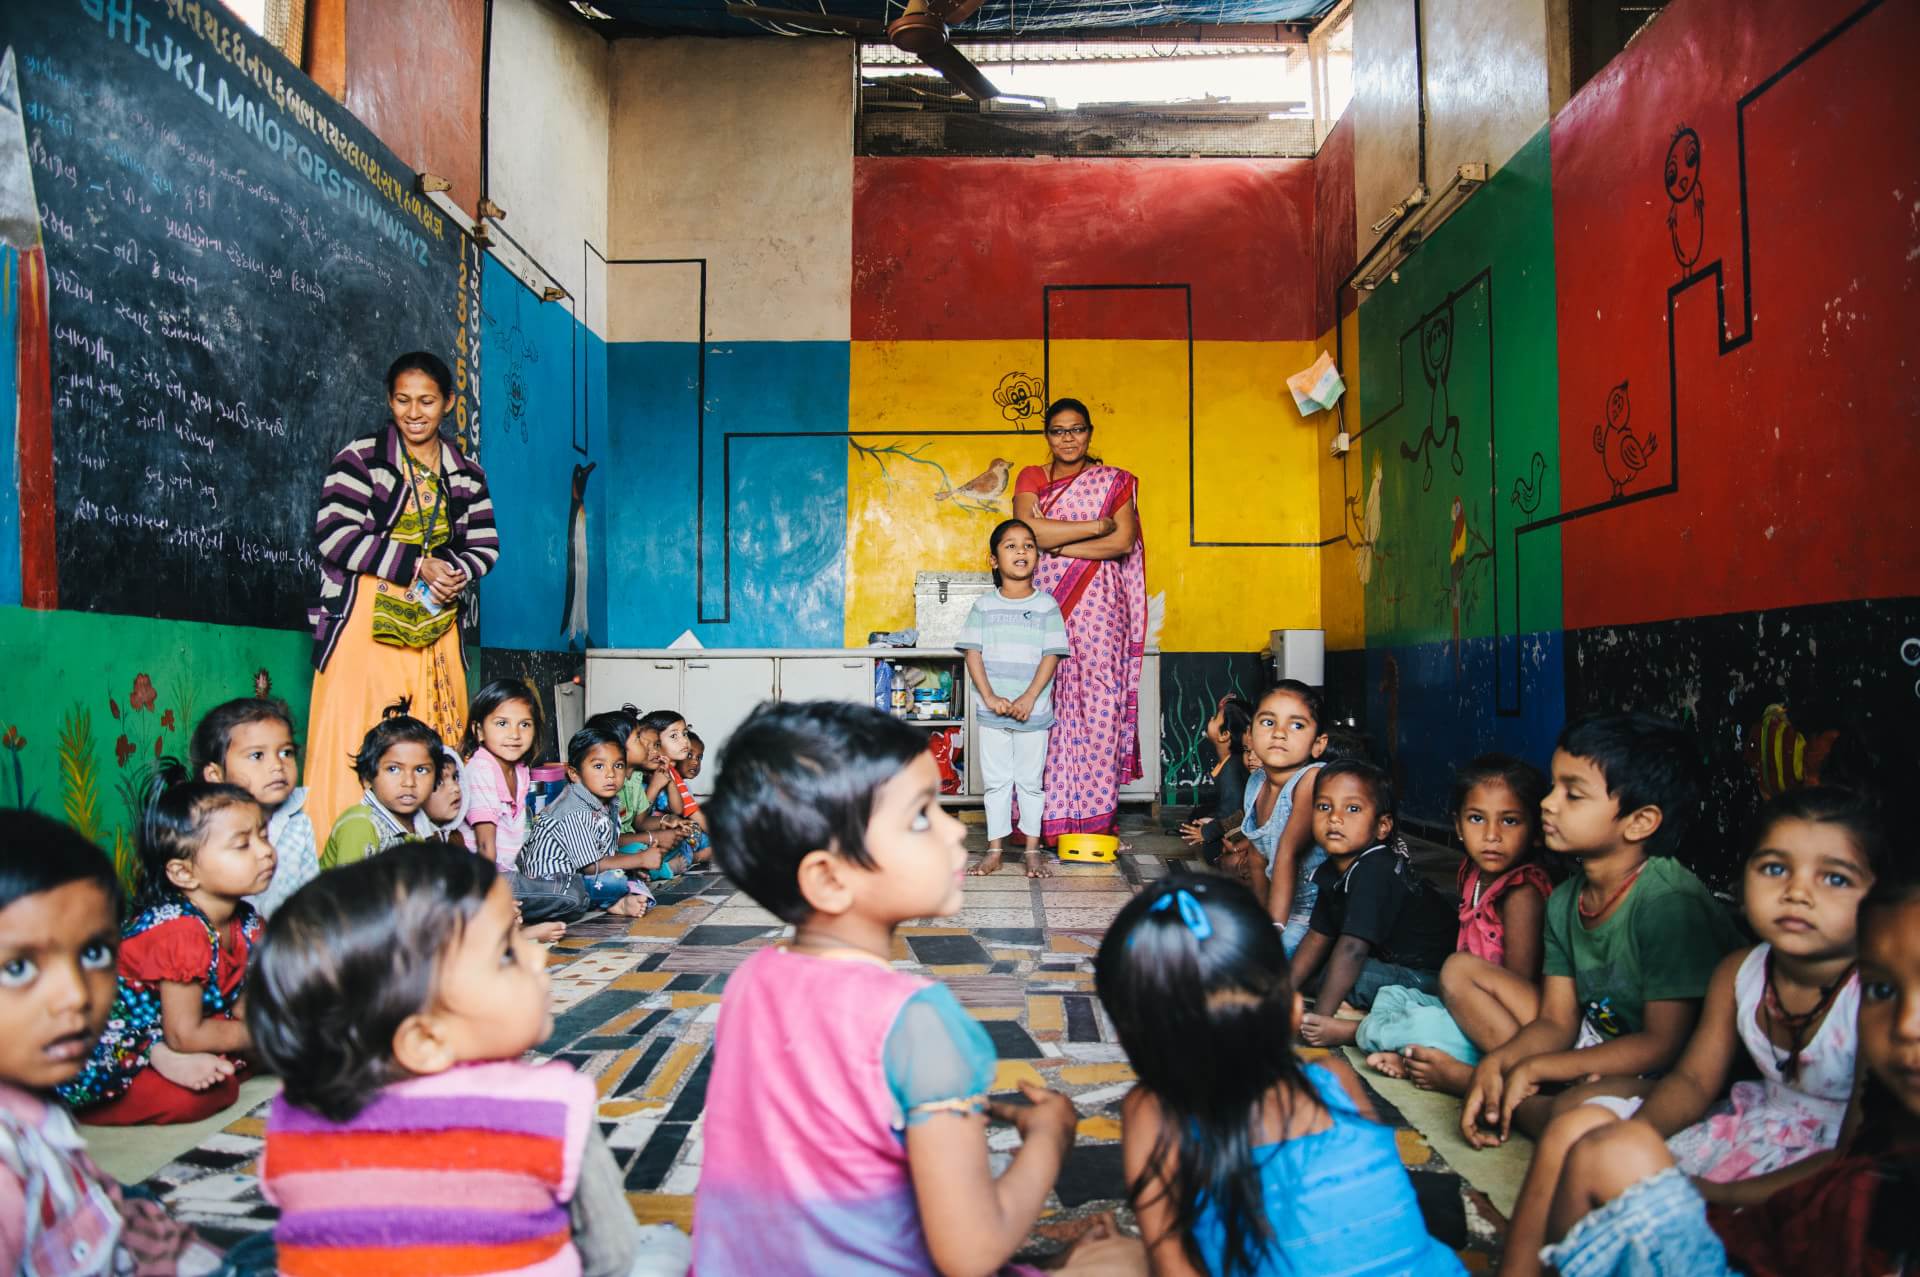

{"left": 1021, "top": 463, "right": 1147, "bottom": 840}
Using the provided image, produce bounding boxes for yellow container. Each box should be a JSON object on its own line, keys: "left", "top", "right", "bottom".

{"left": 1056, "top": 833, "right": 1119, "bottom": 863}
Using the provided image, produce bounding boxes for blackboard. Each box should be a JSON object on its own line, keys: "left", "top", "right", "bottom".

{"left": 2, "top": 0, "right": 479, "bottom": 629}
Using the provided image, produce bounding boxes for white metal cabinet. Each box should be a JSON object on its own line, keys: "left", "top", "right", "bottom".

{"left": 584, "top": 656, "right": 682, "bottom": 720}
{"left": 679, "top": 658, "right": 775, "bottom": 795}
{"left": 778, "top": 656, "right": 873, "bottom": 705}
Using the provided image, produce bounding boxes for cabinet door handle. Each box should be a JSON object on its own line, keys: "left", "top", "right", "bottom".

{"left": 653, "top": 663, "right": 675, "bottom": 670}
{"left": 842, "top": 661, "right": 862, "bottom": 668}
{"left": 686, "top": 661, "right": 710, "bottom": 669}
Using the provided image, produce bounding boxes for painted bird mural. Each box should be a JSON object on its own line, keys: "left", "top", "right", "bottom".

{"left": 937, "top": 458, "right": 1011, "bottom": 505}
{"left": 1593, "top": 380, "right": 1658, "bottom": 498}
{"left": 1664, "top": 125, "right": 1705, "bottom": 275}
{"left": 561, "top": 461, "right": 595, "bottom": 648}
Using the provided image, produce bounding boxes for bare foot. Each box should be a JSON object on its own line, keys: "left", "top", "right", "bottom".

{"left": 1022, "top": 848, "right": 1054, "bottom": 879}
{"left": 523, "top": 921, "right": 568, "bottom": 943}
{"left": 150, "top": 1041, "right": 234, "bottom": 1092}
{"left": 1403, "top": 1046, "right": 1474, "bottom": 1094}
{"left": 610, "top": 895, "right": 651, "bottom": 917}
{"left": 1365, "top": 1050, "right": 1411, "bottom": 1079}
{"left": 969, "top": 847, "right": 1005, "bottom": 876}
{"left": 1299, "top": 1012, "right": 1359, "bottom": 1048}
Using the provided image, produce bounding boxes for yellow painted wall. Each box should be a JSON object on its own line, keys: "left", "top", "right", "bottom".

{"left": 1316, "top": 309, "right": 1367, "bottom": 650}
{"left": 845, "top": 339, "right": 1329, "bottom": 652}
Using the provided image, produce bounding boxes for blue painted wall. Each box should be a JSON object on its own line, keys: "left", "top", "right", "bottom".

{"left": 1366, "top": 630, "right": 1566, "bottom": 829}
{"left": 478, "top": 254, "right": 609, "bottom": 651}
{"left": 605, "top": 340, "right": 848, "bottom": 647}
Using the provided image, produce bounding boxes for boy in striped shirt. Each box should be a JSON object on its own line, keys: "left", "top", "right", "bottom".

{"left": 522, "top": 726, "right": 654, "bottom": 918}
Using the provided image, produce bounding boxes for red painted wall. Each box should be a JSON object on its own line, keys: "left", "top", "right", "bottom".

{"left": 1314, "top": 111, "right": 1357, "bottom": 335}
{"left": 344, "top": 0, "right": 485, "bottom": 209}
{"left": 853, "top": 157, "right": 1317, "bottom": 342}
{"left": 1551, "top": 0, "right": 1920, "bottom": 630}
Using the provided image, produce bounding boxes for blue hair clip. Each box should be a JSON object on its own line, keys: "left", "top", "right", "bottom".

{"left": 1146, "top": 887, "right": 1213, "bottom": 942}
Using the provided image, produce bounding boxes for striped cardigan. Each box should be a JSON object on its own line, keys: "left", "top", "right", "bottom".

{"left": 308, "top": 425, "right": 500, "bottom": 669}
{"left": 261, "top": 1059, "right": 594, "bottom": 1276}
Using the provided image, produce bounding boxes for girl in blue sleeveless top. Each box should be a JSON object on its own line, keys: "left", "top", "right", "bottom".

{"left": 1097, "top": 876, "right": 1464, "bottom": 1276}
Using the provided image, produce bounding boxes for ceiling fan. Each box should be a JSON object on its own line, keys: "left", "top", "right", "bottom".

{"left": 723, "top": 0, "right": 1001, "bottom": 100}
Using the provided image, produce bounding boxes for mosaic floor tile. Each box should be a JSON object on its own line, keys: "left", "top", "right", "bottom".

{"left": 119, "top": 827, "right": 1501, "bottom": 1267}
{"left": 905, "top": 933, "right": 995, "bottom": 966}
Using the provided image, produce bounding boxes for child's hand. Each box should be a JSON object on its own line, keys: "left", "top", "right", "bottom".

{"left": 989, "top": 1080, "right": 1078, "bottom": 1153}
{"left": 1178, "top": 818, "right": 1213, "bottom": 845}
{"left": 1461, "top": 1058, "right": 1508, "bottom": 1148}
{"left": 652, "top": 826, "right": 685, "bottom": 850}
{"left": 989, "top": 695, "right": 1016, "bottom": 717}
{"left": 1009, "top": 693, "right": 1036, "bottom": 723}
{"left": 1494, "top": 1060, "right": 1543, "bottom": 1138}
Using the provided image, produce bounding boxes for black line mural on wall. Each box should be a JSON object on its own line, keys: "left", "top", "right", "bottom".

{"left": 1398, "top": 303, "right": 1465, "bottom": 492}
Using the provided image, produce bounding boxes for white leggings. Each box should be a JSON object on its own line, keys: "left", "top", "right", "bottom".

{"left": 979, "top": 725, "right": 1048, "bottom": 842}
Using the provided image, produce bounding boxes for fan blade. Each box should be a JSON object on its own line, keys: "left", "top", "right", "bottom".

{"left": 724, "top": 3, "right": 887, "bottom": 36}
{"left": 931, "top": 0, "right": 990, "bottom": 25}
{"left": 920, "top": 41, "right": 999, "bottom": 100}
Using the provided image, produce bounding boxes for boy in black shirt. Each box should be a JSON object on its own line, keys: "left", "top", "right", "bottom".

{"left": 1291, "top": 760, "right": 1456, "bottom": 1046}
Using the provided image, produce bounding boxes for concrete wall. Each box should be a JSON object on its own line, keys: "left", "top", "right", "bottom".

{"left": 1351, "top": 0, "right": 1552, "bottom": 257}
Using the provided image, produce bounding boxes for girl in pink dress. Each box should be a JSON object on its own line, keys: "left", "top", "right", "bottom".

{"left": 1011, "top": 398, "right": 1146, "bottom": 847}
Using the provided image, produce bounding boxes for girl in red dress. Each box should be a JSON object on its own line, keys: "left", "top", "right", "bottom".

{"left": 59, "top": 777, "right": 276, "bottom": 1125}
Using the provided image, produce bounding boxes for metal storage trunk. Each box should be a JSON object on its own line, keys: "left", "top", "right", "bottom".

{"left": 913, "top": 571, "right": 995, "bottom": 650}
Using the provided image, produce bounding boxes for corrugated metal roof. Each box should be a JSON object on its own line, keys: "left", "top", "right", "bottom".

{"left": 557, "top": 0, "right": 1340, "bottom": 39}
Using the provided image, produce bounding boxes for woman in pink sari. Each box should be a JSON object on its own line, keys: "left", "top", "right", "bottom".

{"left": 1009, "top": 398, "right": 1147, "bottom": 865}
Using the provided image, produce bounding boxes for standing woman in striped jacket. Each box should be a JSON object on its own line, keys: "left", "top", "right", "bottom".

{"left": 303, "top": 352, "right": 500, "bottom": 836}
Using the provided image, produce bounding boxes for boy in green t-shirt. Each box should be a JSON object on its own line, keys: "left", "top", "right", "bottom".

{"left": 1460, "top": 712, "right": 1741, "bottom": 1151}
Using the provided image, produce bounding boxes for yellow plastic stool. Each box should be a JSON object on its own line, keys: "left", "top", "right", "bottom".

{"left": 1056, "top": 833, "right": 1119, "bottom": 863}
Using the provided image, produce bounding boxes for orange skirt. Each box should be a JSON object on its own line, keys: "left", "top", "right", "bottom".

{"left": 305, "top": 575, "right": 467, "bottom": 837}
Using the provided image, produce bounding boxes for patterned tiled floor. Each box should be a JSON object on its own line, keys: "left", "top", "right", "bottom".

{"left": 135, "top": 833, "right": 1505, "bottom": 1267}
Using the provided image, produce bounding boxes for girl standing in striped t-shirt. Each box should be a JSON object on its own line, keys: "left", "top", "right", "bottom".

{"left": 957, "top": 519, "right": 1071, "bottom": 879}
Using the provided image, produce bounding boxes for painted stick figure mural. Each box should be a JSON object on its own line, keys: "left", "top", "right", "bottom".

{"left": 1399, "top": 303, "right": 1464, "bottom": 491}
{"left": 1665, "top": 125, "right": 1705, "bottom": 275}
{"left": 1592, "top": 380, "right": 1659, "bottom": 498}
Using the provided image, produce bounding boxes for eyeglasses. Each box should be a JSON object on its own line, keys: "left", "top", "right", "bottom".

{"left": 1044, "top": 425, "right": 1092, "bottom": 438}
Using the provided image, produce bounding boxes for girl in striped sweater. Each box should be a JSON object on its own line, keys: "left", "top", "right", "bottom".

{"left": 248, "top": 842, "right": 686, "bottom": 1276}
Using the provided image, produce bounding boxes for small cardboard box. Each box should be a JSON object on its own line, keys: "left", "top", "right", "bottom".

{"left": 913, "top": 571, "right": 995, "bottom": 650}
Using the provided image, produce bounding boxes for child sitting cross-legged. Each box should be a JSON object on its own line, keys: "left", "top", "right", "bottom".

{"left": 1098, "top": 875, "right": 1465, "bottom": 1276}
{"left": 692, "top": 701, "right": 1146, "bottom": 1276}
{"left": 1497, "top": 785, "right": 1884, "bottom": 1275}
{"left": 1364, "top": 753, "right": 1556, "bottom": 1088}
{"left": 61, "top": 772, "right": 276, "bottom": 1125}
{"left": 1288, "top": 761, "right": 1457, "bottom": 1049}
{"left": 637, "top": 710, "right": 711, "bottom": 876}
{"left": 1460, "top": 712, "right": 1744, "bottom": 1151}
{"left": 1177, "top": 695, "right": 1254, "bottom": 867}
{"left": 249, "top": 842, "right": 687, "bottom": 1276}
{"left": 519, "top": 726, "right": 654, "bottom": 919}
{"left": 321, "top": 700, "right": 437, "bottom": 868}
{"left": 1533, "top": 852, "right": 1920, "bottom": 1277}
{"left": 1235, "top": 681, "right": 1331, "bottom": 954}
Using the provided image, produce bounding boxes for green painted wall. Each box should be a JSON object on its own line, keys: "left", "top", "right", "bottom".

{"left": 1355, "top": 130, "right": 1563, "bottom": 650}
{"left": 0, "top": 608, "right": 311, "bottom": 890}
